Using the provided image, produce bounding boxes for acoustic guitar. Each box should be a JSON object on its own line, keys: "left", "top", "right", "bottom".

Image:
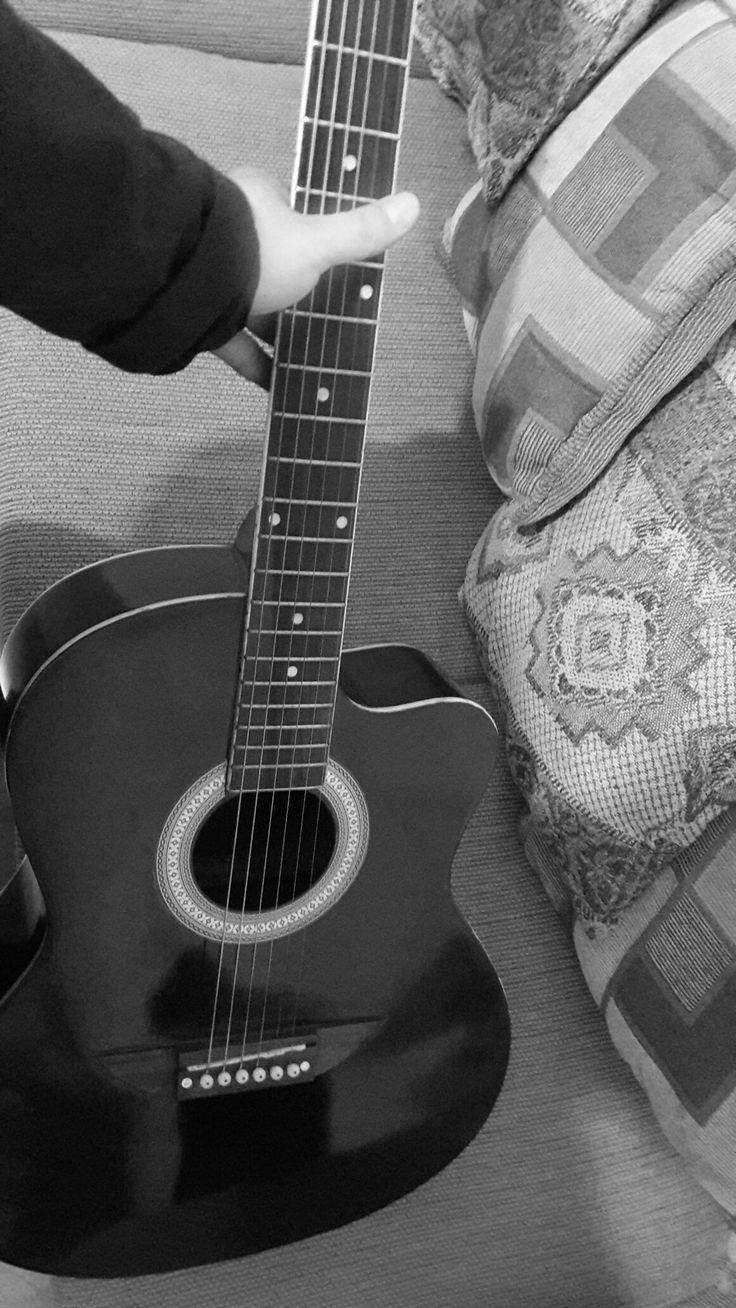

{"left": 0, "top": 0, "right": 510, "bottom": 1277}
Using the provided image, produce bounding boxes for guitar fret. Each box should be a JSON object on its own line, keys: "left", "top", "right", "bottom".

{"left": 266, "top": 456, "right": 361, "bottom": 468}
{"left": 245, "top": 643, "right": 342, "bottom": 661}
{"left": 236, "top": 741, "right": 330, "bottom": 752}
{"left": 248, "top": 624, "right": 345, "bottom": 639}
{"left": 291, "top": 311, "right": 379, "bottom": 325}
{"left": 263, "top": 534, "right": 352, "bottom": 543}
{"left": 271, "top": 412, "right": 365, "bottom": 425}
{"left": 254, "top": 569, "right": 350, "bottom": 577}
{"left": 296, "top": 187, "right": 378, "bottom": 206}
{"left": 275, "top": 364, "right": 372, "bottom": 378}
{"left": 248, "top": 658, "right": 340, "bottom": 667}
{"left": 265, "top": 498, "right": 358, "bottom": 506}
{"left": 315, "top": 43, "right": 408, "bottom": 68}
{"left": 236, "top": 722, "right": 331, "bottom": 735}
{"left": 258, "top": 598, "right": 345, "bottom": 605}
{"left": 305, "top": 118, "right": 400, "bottom": 140}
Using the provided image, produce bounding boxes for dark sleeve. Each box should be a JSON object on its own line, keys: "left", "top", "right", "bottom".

{"left": 0, "top": 0, "right": 259, "bottom": 374}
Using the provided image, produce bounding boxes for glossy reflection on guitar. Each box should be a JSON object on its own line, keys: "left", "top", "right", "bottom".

{"left": 0, "top": 0, "right": 510, "bottom": 1277}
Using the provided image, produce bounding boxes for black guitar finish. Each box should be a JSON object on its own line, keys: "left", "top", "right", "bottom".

{"left": 0, "top": 544, "right": 509, "bottom": 1277}
{"left": 0, "top": 1, "right": 510, "bottom": 1276}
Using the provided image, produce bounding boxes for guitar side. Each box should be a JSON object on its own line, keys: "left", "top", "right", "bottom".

{"left": 0, "top": 543, "right": 510, "bottom": 1278}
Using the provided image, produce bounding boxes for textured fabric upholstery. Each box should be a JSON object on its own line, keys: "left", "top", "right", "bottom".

{"left": 0, "top": 16, "right": 733, "bottom": 1308}
{"left": 10, "top": 0, "right": 432, "bottom": 72}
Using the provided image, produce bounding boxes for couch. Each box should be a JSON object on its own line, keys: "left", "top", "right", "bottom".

{"left": 0, "top": 2, "right": 734, "bottom": 1305}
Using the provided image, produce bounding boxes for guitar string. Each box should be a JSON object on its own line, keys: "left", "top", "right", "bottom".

{"left": 233, "top": 0, "right": 347, "bottom": 1069}
{"left": 209, "top": 0, "right": 412, "bottom": 1076}
{"left": 283, "top": 0, "right": 417, "bottom": 1043}
{"left": 252, "top": 0, "right": 362, "bottom": 1056}
{"left": 205, "top": 0, "right": 330, "bottom": 1073}
{"left": 269, "top": 0, "right": 374, "bottom": 1046}
{"left": 281, "top": 0, "right": 385, "bottom": 1044}
{"left": 256, "top": 0, "right": 412, "bottom": 1052}
{"left": 235, "top": 0, "right": 335, "bottom": 1061}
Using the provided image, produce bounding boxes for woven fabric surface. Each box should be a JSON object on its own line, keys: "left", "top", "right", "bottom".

{"left": 415, "top": 0, "right": 674, "bottom": 201}
{"left": 10, "top": 0, "right": 432, "bottom": 73}
{"left": 575, "top": 805, "right": 736, "bottom": 1218}
{"left": 0, "top": 25, "right": 731, "bottom": 1308}
{"left": 462, "top": 325, "right": 736, "bottom": 931}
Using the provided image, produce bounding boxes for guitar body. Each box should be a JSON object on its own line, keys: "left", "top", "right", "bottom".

{"left": 0, "top": 3, "right": 511, "bottom": 1275}
{"left": 0, "top": 542, "right": 509, "bottom": 1277}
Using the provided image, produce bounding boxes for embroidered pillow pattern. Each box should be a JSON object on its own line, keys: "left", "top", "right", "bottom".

{"left": 462, "top": 327, "right": 736, "bottom": 930}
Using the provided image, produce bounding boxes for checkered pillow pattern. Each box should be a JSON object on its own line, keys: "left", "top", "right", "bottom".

{"left": 448, "top": 0, "right": 736, "bottom": 523}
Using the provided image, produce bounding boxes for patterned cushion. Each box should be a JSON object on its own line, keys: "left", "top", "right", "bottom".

{"left": 462, "top": 324, "right": 736, "bottom": 930}
{"left": 575, "top": 809, "right": 736, "bottom": 1214}
{"left": 415, "top": 0, "right": 673, "bottom": 201}
{"left": 446, "top": 0, "right": 736, "bottom": 524}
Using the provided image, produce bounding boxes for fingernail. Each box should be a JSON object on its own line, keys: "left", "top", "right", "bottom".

{"left": 382, "top": 191, "right": 420, "bottom": 230}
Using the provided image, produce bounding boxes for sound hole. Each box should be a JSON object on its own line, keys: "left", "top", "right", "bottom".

{"left": 191, "top": 789, "right": 337, "bottom": 913}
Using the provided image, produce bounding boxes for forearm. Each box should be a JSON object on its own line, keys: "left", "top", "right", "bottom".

{"left": 0, "top": 0, "right": 259, "bottom": 373}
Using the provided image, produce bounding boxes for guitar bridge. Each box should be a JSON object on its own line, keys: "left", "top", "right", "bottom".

{"left": 177, "top": 1035, "right": 318, "bottom": 1100}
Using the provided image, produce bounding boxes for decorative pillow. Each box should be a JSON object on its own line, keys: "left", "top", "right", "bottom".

{"left": 575, "top": 808, "right": 736, "bottom": 1216}
{"left": 461, "top": 324, "right": 736, "bottom": 932}
{"left": 445, "top": 0, "right": 736, "bottom": 524}
{"left": 415, "top": 0, "right": 674, "bottom": 202}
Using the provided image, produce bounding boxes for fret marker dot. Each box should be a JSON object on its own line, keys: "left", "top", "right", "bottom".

{"left": 359, "top": 284, "right": 374, "bottom": 300}
{"left": 343, "top": 154, "right": 358, "bottom": 173}
{"left": 317, "top": 386, "right": 330, "bottom": 403}
{"left": 336, "top": 515, "right": 348, "bottom": 530}
{"left": 268, "top": 512, "right": 281, "bottom": 526}
{"left": 287, "top": 665, "right": 299, "bottom": 679}
{"left": 293, "top": 612, "right": 304, "bottom": 626}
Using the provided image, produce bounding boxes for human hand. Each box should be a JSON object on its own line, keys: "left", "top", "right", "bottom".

{"left": 211, "top": 167, "right": 420, "bottom": 387}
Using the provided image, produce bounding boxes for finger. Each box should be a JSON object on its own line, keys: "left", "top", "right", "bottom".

{"left": 308, "top": 191, "right": 420, "bottom": 274}
{"left": 211, "top": 330, "right": 273, "bottom": 389}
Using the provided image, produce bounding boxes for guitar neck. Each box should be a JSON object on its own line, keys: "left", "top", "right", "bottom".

{"left": 228, "top": 1, "right": 416, "bottom": 795}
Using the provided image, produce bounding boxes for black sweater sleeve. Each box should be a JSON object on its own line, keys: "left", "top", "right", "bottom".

{"left": 0, "top": 0, "right": 260, "bottom": 374}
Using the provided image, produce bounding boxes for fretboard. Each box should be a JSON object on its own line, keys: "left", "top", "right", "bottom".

{"left": 228, "top": 0, "right": 416, "bottom": 794}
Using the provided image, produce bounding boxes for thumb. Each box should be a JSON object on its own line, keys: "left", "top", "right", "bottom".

{"left": 307, "top": 191, "right": 420, "bottom": 274}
